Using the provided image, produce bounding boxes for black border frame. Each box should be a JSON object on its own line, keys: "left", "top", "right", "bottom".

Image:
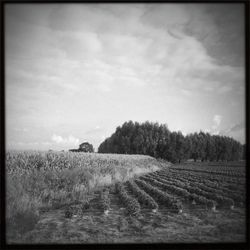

{"left": 1, "top": 1, "right": 249, "bottom": 249}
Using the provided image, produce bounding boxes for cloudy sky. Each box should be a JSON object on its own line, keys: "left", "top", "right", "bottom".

{"left": 5, "top": 3, "right": 245, "bottom": 151}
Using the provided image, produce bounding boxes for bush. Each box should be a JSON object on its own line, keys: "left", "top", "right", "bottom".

{"left": 6, "top": 191, "right": 40, "bottom": 237}
{"left": 116, "top": 182, "right": 141, "bottom": 216}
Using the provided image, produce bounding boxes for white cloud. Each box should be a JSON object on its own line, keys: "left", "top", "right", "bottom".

{"left": 204, "top": 86, "right": 214, "bottom": 92}
{"left": 219, "top": 121, "right": 245, "bottom": 144}
{"left": 141, "top": 4, "right": 190, "bottom": 29}
{"left": 85, "top": 126, "right": 104, "bottom": 135}
{"left": 51, "top": 134, "right": 63, "bottom": 143}
{"left": 212, "top": 131, "right": 220, "bottom": 135}
{"left": 42, "top": 141, "right": 52, "bottom": 146}
{"left": 6, "top": 141, "right": 39, "bottom": 149}
{"left": 96, "top": 82, "right": 112, "bottom": 92}
{"left": 217, "top": 85, "right": 233, "bottom": 94}
{"left": 211, "top": 115, "right": 222, "bottom": 134}
{"left": 56, "top": 31, "right": 102, "bottom": 60}
{"left": 51, "top": 134, "right": 79, "bottom": 146}
{"left": 213, "top": 115, "right": 222, "bottom": 127}
{"left": 181, "top": 89, "right": 192, "bottom": 97}
{"left": 222, "top": 121, "right": 244, "bottom": 135}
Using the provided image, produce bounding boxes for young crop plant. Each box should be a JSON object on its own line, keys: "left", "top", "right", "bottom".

{"left": 100, "top": 189, "right": 111, "bottom": 214}
{"left": 182, "top": 178, "right": 240, "bottom": 206}
{"left": 65, "top": 208, "right": 73, "bottom": 218}
{"left": 141, "top": 176, "right": 190, "bottom": 199}
{"left": 166, "top": 168, "right": 240, "bottom": 209}
{"left": 115, "top": 182, "right": 141, "bottom": 216}
{"left": 171, "top": 167, "right": 244, "bottom": 180}
{"left": 127, "top": 180, "right": 158, "bottom": 211}
{"left": 148, "top": 173, "right": 237, "bottom": 206}
{"left": 168, "top": 170, "right": 244, "bottom": 201}
{"left": 141, "top": 175, "right": 218, "bottom": 209}
{"left": 190, "top": 193, "right": 217, "bottom": 209}
{"left": 135, "top": 179, "right": 182, "bottom": 213}
{"left": 153, "top": 174, "right": 220, "bottom": 209}
{"left": 184, "top": 184, "right": 234, "bottom": 208}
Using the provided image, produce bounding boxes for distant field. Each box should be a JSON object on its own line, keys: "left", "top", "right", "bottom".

{"left": 171, "top": 161, "right": 246, "bottom": 178}
{"left": 6, "top": 151, "right": 246, "bottom": 243}
{"left": 184, "top": 160, "right": 246, "bottom": 168}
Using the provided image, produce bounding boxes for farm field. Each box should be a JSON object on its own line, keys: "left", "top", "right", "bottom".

{"left": 6, "top": 151, "right": 246, "bottom": 243}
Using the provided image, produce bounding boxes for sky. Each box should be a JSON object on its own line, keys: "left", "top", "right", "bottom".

{"left": 5, "top": 3, "right": 246, "bottom": 151}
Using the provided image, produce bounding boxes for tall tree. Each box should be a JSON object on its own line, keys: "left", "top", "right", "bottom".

{"left": 98, "top": 121, "right": 244, "bottom": 163}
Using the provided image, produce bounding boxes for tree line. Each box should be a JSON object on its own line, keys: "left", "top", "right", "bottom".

{"left": 98, "top": 121, "right": 244, "bottom": 163}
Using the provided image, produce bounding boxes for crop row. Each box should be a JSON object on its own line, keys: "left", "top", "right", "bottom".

{"left": 126, "top": 180, "right": 158, "bottom": 210}
{"left": 152, "top": 172, "right": 235, "bottom": 208}
{"left": 170, "top": 168, "right": 245, "bottom": 191}
{"left": 135, "top": 179, "right": 182, "bottom": 212}
{"left": 167, "top": 172, "right": 244, "bottom": 203}
{"left": 100, "top": 189, "right": 111, "bottom": 212}
{"left": 153, "top": 174, "right": 234, "bottom": 208}
{"left": 140, "top": 175, "right": 217, "bottom": 208}
{"left": 155, "top": 171, "right": 244, "bottom": 204}
{"left": 115, "top": 182, "right": 141, "bottom": 216}
{"left": 174, "top": 163, "right": 245, "bottom": 173}
{"left": 170, "top": 167, "right": 245, "bottom": 178}
{"left": 169, "top": 168, "right": 245, "bottom": 189}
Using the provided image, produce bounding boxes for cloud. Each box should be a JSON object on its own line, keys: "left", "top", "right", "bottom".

{"left": 85, "top": 126, "right": 104, "bottom": 135}
{"left": 230, "top": 122, "right": 244, "bottom": 132}
{"left": 141, "top": 4, "right": 190, "bottom": 30}
{"left": 213, "top": 115, "right": 222, "bottom": 127}
{"left": 224, "top": 121, "right": 245, "bottom": 134}
{"left": 181, "top": 89, "right": 192, "bottom": 97}
{"left": 219, "top": 121, "right": 245, "bottom": 144}
{"left": 56, "top": 31, "right": 102, "bottom": 60}
{"left": 42, "top": 141, "right": 52, "bottom": 146}
{"left": 7, "top": 141, "right": 39, "bottom": 149}
{"left": 217, "top": 85, "right": 233, "bottom": 94}
{"left": 49, "top": 4, "right": 147, "bottom": 36}
{"left": 211, "top": 115, "right": 222, "bottom": 134}
{"left": 51, "top": 134, "right": 79, "bottom": 145}
{"left": 6, "top": 4, "right": 244, "bottom": 101}
{"left": 51, "top": 134, "right": 64, "bottom": 143}
{"left": 183, "top": 4, "right": 244, "bottom": 67}
{"left": 5, "top": 4, "right": 245, "bottom": 150}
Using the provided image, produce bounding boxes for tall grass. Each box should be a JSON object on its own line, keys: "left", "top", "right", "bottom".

{"left": 6, "top": 150, "right": 161, "bottom": 240}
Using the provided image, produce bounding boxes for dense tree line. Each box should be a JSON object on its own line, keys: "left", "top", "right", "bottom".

{"left": 98, "top": 121, "right": 244, "bottom": 163}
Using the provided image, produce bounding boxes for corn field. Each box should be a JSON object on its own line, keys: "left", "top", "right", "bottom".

{"left": 6, "top": 150, "right": 161, "bottom": 239}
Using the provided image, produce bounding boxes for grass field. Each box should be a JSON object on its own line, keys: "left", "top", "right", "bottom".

{"left": 6, "top": 151, "right": 246, "bottom": 243}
